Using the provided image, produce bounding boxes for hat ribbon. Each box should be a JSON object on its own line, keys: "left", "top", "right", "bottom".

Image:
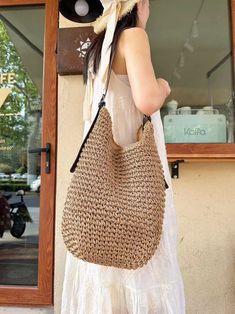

{"left": 83, "top": 0, "right": 122, "bottom": 122}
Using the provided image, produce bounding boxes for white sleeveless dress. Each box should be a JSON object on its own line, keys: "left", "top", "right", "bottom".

{"left": 61, "top": 69, "right": 185, "bottom": 314}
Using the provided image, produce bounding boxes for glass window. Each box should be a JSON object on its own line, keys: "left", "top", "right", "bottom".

{"left": 0, "top": 5, "right": 44, "bottom": 286}
{"left": 148, "top": 0, "right": 234, "bottom": 144}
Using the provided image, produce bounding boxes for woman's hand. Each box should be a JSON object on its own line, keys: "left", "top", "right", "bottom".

{"left": 137, "top": 0, "right": 150, "bottom": 29}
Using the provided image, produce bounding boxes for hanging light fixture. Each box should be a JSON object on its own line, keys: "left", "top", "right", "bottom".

{"left": 173, "top": 68, "right": 181, "bottom": 79}
{"left": 184, "top": 40, "right": 194, "bottom": 53}
{"left": 179, "top": 52, "right": 185, "bottom": 67}
{"left": 192, "top": 20, "right": 199, "bottom": 38}
{"left": 172, "top": 0, "right": 205, "bottom": 82}
{"left": 59, "top": 0, "right": 103, "bottom": 23}
{"left": 74, "top": 0, "right": 90, "bottom": 17}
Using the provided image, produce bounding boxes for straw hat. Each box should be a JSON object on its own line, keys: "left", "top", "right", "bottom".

{"left": 83, "top": 0, "right": 141, "bottom": 122}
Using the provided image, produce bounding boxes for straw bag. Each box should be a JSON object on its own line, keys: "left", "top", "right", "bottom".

{"left": 61, "top": 53, "right": 169, "bottom": 270}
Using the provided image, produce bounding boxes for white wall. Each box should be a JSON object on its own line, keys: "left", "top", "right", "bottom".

{"left": 2, "top": 14, "right": 235, "bottom": 314}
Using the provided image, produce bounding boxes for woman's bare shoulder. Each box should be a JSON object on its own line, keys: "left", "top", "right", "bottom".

{"left": 118, "top": 27, "right": 150, "bottom": 57}
{"left": 122, "top": 26, "right": 148, "bottom": 36}
{"left": 113, "top": 27, "right": 149, "bottom": 74}
{"left": 120, "top": 27, "right": 149, "bottom": 44}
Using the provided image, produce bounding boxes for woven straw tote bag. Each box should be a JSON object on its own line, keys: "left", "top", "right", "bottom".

{"left": 61, "top": 53, "right": 169, "bottom": 270}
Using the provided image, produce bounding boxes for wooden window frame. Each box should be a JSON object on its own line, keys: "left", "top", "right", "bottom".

{"left": 166, "top": 0, "right": 235, "bottom": 162}
{"left": 0, "top": 0, "right": 58, "bottom": 306}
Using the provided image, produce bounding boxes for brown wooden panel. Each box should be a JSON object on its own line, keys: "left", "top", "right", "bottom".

{"left": 37, "top": 0, "right": 58, "bottom": 305}
{"left": 166, "top": 143, "right": 235, "bottom": 160}
{"left": 0, "top": 0, "right": 58, "bottom": 306}
{"left": 168, "top": 158, "right": 235, "bottom": 163}
{"left": 0, "top": 0, "right": 45, "bottom": 5}
{"left": 57, "top": 26, "right": 97, "bottom": 75}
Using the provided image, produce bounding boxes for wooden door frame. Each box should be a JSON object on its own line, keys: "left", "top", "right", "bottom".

{"left": 0, "top": 0, "right": 58, "bottom": 305}
{"left": 166, "top": 0, "right": 235, "bottom": 161}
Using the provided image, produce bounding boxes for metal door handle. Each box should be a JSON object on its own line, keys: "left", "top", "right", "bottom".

{"left": 28, "top": 143, "right": 51, "bottom": 174}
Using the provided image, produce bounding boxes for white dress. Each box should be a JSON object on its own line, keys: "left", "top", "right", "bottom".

{"left": 61, "top": 69, "right": 186, "bottom": 314}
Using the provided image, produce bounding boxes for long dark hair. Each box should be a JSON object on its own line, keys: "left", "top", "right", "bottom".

{"left": 83, "top": 4, "right": 138, "bottom": 84}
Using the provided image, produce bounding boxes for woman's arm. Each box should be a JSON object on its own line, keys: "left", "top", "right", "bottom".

{"left": 121, "top": 27, "right": 171, "bottom": 116}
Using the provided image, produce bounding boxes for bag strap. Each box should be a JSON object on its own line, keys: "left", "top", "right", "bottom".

{"left": 98, "top": 47, "right": 151, "bottom": 126}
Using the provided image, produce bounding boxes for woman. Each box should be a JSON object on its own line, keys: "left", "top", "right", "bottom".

{"left": 61, "top": 0, "right": 185, "bottom": 313}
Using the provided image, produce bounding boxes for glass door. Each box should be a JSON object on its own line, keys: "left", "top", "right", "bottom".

{"left": 0, "top": 4, "right": 44, "bottom": 286}
{"left": 0, "top": 0, "right": 57, "bottom": 305}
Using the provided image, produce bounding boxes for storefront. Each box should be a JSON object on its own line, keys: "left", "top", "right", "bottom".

{"left": 0, "top": 0, "right": 235, "bottom": 313}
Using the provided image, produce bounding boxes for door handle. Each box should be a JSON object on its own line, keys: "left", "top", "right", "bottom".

{"left": 28, "top": 143, "right": 51, "bottom": 174}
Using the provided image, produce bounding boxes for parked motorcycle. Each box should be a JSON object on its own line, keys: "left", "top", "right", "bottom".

{"left": 0, "top": 190, "right": 33, "bottom": 238}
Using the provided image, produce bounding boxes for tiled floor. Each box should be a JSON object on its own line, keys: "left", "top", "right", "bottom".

{"left": 0, "top": 234, "right": 38, "bottom": 286}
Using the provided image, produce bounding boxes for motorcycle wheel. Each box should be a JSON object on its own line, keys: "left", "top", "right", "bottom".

{"left": 10, "top": 214, "right": 26, "bottom": 238}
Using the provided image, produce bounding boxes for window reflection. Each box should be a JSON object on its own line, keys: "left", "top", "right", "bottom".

{"left": 148, "top": 0, "right": 234, "bottom": 143}
{"left": 0, "top": 6, "right": 44, "bottom": 286}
